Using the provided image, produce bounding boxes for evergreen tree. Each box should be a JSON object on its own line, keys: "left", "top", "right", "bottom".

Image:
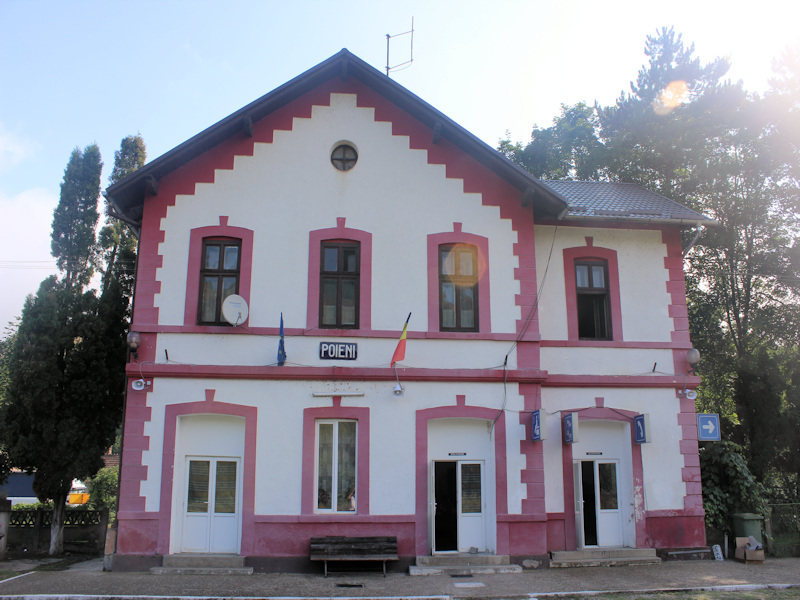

{"left": 2, "top": 142, "right": 129, "bottom": 553}
{"left": 99, "top": 134, "right": 146, "bottom": 299}
{"left": 2, "top": 278, "right": 126, "bottom": 553}
{"left": 50, "top": 145, "right": 103, "bottom": 290}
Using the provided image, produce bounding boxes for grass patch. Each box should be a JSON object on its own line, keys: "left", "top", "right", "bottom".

{"left": 0, "top": 570, "right": 21, "bottom": 581}
{"left": 552, "top": 589, "right": 799, "bottom": 600}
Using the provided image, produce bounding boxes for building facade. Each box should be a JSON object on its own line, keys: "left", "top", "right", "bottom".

{"left": 107, "top": 50, "right": 709, "bottom": 571}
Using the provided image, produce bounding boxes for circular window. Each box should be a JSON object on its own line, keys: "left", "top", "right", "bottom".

{"left": 331, "top": 144, "right": 358, "bottom": 171}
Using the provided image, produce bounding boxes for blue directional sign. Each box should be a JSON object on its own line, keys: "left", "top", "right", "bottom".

{"left": 697, "top": 413, "right": 721, "bottom": 441}
{"left": 531, "top": 410, "right": 546, "bottom": 442}
{"left": 634, "top": 413, "right": 651, "bottom": 444}
{"left": 563, "top": 412, "right": 579, "bottom": 444}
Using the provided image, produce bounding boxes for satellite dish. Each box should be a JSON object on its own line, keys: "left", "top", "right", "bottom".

{"left": 221, "top": 294, "right": 249, "bottom": 326}
{"left": 685, "top": 389, "right": 698, "bottom": 400}
{"left": 131, "top": 379, "right": 146, "bottom": 391}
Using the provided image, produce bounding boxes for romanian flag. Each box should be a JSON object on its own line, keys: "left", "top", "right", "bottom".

{"left": 391, "top": 313, "right": 411, "bottom": 368}
{"left": 277, "top": 313, "right": 287, "bottom": 366}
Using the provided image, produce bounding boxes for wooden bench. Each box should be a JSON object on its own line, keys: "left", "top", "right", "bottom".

{"left": 309, "top": 536, "right": 398, "bottom": 577}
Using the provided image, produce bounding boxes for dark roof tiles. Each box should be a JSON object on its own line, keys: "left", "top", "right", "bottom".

{"left": 539, "top": 180, "right": 711, "bottom": 224}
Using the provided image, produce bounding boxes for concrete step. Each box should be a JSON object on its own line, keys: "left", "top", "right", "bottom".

{"left": 410, "top": 564, "right": 523, "bottom": 576}
{"left": 151, "top": 566, "right": 254, "bottom": 575}
{"left": 152, "top": 553, "right": 253, "bottom": 575}
{"left": 411, "top": 554, "right": 521, "bottom": 576}
{"left": 415, "top": 553, "right": 511, "bottom": 566}
{"left": 550, "top": 548, "right": 660, "bottom": 568}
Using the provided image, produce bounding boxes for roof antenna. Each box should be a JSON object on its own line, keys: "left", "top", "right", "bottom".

{"left": 386, "top": 18, "right": 414, "bottom": 77}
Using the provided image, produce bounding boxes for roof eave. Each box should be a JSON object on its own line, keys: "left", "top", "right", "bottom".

{"left": 106, "top": 49, "right": 567, "bottom": 224}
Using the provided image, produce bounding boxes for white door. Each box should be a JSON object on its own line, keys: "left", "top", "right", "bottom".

{"left": 432, "top": 460, "right": 485, "bottom": 553}
{"left": 182, "top": 457, "right": 241, "bottom": 553}
{"left": 574, "top": 459, "right": 622, "bottom": 547}
{"left": 595, "top": 461, "right": 622, "bottom": 547}
{"left": 457, "top": 461, "right": 485, "bottom": 552}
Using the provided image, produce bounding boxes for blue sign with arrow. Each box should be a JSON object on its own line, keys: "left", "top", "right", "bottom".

{"left": 531, "top": 410, "right": 545, "bottom": 442}
{"left": 697, "top": 413, "right": 721, "bottom": 441}
{"left": 563, "top": 412, "right": 579, "bottom": 444}
{"left": 634, "top": 413, "right": 650, "bottom": 444}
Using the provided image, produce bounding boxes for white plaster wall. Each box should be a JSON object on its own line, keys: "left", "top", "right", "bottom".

{"left": 541, "top": 387, "right": 685, "bottom": 513}
{"left": 534, "top": 225, "right": 673, "bottom": 342}
{"left": 541, "top": 347, "right": 676, "bottom": 376}
{"left": 136, "top": 378, "right": 524, "bottom": 517}
{"left": 154, "top": 333, "right": 520, "bottom": 370}
{"left": 154, "top": 93, "right": 520, "bottom": 336}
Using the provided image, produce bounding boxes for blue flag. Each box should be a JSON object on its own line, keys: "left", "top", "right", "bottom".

{"left": 277, "top": 313, "right": 287, "bottom": 366}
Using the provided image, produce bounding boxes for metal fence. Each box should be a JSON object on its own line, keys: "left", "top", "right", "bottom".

{"left": 767, "top": 504, "right": 800, "bottom": 557}
{"left": 6, "top": 508, "right": 109, "bottom": 554}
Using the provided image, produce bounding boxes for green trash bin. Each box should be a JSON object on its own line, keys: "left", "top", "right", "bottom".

{"left": 732, "top": 513, "right": 764, "bottom": 544}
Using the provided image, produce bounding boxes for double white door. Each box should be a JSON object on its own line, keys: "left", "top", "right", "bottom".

{"left": 182, "top": 457, "right": 241, "bottom": 553}
{"left": 574, "top": 459, "right": 622, "bottom": 547}
{"left": 432, "top": 460, "right": 485, "bottom": 553}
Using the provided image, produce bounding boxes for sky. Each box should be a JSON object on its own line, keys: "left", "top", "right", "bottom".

{"left": 1, "top": 0, "right": 798, "bottom": 336}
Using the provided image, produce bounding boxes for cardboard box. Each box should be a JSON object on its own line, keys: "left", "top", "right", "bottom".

{"left": 735, "top": 537, "right": 765, "bottom": 564}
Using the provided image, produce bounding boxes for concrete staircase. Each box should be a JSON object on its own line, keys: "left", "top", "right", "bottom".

{"left": 410, "top": 554, "right": 522, "bottom": 576}
{"left": 550, "top": 548, "right": 661, "bottom": 568}
{"left": 150, "top": 553, "right": 253, "bottom": 575}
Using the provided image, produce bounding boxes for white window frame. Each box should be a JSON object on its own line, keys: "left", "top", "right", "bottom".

{"left": 314, "top": 419, "right": 358, "bottom": 514}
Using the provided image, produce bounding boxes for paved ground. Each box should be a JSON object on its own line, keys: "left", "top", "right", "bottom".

{"left": 1, "top": 556, "right": 799, "bottom": 599}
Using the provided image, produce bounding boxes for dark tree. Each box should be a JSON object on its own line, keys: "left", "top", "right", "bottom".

{"left": 99, "top": 134, "right": 146, "bottom": 298}
{"left": 1, "top": 278, "right": 126, "bottom": 553}
{"left": 50, "top": 145, "right": 103, "bottom": 291}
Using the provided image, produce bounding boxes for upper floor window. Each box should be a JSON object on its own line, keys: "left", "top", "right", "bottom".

{"left": 575, "top": 260, "right": 611, "bottom": 340}
{"left": 198, "top": 238, "right": 241, "bottom": 325}
{"left": 439, "top": 244, "right": 479, "bottom": 332}
{"left": 320, "top": 241, "right": 360, "bottom": 328}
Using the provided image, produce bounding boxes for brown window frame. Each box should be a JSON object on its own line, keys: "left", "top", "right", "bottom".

{"left": 319, "top": 241, "right": 360, "bottom": 329}
{"left": 197, "top": 238, "right": 241, "bottom": 325}
{"left": 438, "top": 244, "right": 479, "bottom": 332}
{"left": 575, "top": 260, "right": 611, "bottom": 340}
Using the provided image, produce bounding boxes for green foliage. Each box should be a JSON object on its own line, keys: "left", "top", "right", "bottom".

{"left": 503, "top": 28, "right": 800, "bottom": 498}
{"left": 0, "top": 276, "right": 127, "bottom": 553}
{"left": 99, "top": 134, "right": 146, "bottom": 302}
{"left": 86, "top": 466, "right": 118, "bottom": 523}
{"left": 50, "top": 145, "right": 103, "bottom": 291}
{"left": 700, "top": 441, "right": 767, "bottom": 533}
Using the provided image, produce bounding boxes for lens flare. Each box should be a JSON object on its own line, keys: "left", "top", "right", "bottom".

{"left": 652, "top": 80, "right": 689, "bottom": 115}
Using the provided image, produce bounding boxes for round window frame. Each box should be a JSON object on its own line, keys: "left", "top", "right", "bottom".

{"left": 331, "top": 143, "right": 358, "bottom": 172}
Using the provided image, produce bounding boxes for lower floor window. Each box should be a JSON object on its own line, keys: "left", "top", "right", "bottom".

{"left": 316, "top": 420, "right": 357, "bottom": 512}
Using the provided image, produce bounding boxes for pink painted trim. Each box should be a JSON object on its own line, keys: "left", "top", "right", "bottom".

{"left": 414, "top": 401, "right": 508, "bottom": 556}
{"left": 306, "top": 220, "right": 372, "bottom": 331}
{"left": 563, "top": 245, "right": 623, "bottom": 342}
{"left": 127, "top": 362, "right": 548, "bottom": 384}
{"left": 426, "top": 230, "right": 491, "bottom": 333}
{"left": 159, "top": 400, "right": 258, "bottom": 555}
{"left": 542, "top": 340, "right": 689, "bottom": 349}
{"left": 129, "top": 323, "right": 533, "bottom": 341}
{"left": 184, "top": 223, "right": 254, "bottom": 326}
{"left": 300, "top": 403, "right": 370, "bottom": 515}
{"left": 560, "top": 407, "right": 647, "bottom": 550}
{"left": 252, "top": 514, "right": 414, "bottom": 523}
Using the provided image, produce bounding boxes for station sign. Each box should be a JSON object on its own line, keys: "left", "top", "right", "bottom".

{"left": 319, "top": 342, "right": 358, "bottom": 360}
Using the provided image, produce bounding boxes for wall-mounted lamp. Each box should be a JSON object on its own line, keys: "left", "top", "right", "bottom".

{"left": 127, "top": 331, "right": 141, "bottom": 360}
{"left": 686, "top": 348, "right": 700, "bottom": 373}
{"left": 393, "top": 382, "right": 404, "bottom": 397}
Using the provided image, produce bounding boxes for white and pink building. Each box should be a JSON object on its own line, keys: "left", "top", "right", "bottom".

{"left": 106, "top": 50, "right": 710, "bottom": 572}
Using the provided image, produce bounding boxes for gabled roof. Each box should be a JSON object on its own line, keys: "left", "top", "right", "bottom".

{"left": 104, "top": 49, "right": 570, "bottom": 227}
{"left": 539, "top": 180, "right": 714, "bottom": 225}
